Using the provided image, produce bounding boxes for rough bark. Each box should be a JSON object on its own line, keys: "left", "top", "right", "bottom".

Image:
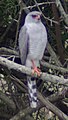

{"left": 8, "top": 75, "right": 68, "bottom": 120}
{"left": 47, "top": 87, "right": 68, "bottom": 103}
{"left": 55, "top": 0, "right": 68, "bottom": 26}
{"left": 47, "top": 42, "right": 62, "bottom": 66}
{"left": 10, "top": 107, "right": 36, "bottom": 120}
{"left": 0, "top": 47, "right": 67, "bottom": 73}
{"left": 10, "top": 75, "right": 68, "bottom": 103}
{"left": 40, "top": 61, "right": 68, "bottom": 73}
{"left": 0, "top": 91, "right": 16, "bottom": 110}
{"left": 52, "top": 2, "right": 65, "bottom": 63}
{"left": 37, "top": 92, "right": 68, "bottom": 120}
{"left": 0, "top": 47, "right": 18, "bottom": 56}
{"left": 0, "top": 57, "right": 68, "bottom": 84}
{"left": 9, "top": 91, "right": 68, "bottom": 120}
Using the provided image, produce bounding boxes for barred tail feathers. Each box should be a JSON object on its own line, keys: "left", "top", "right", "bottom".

{"left": 27, "top": 76, "right": 37, "bottom": 108}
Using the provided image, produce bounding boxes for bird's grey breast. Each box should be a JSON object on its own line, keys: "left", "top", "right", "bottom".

{"left": 26, "top": 22, "right": 47, "bottom": 60}
{"left": 27, "top": 23, "right": 42, "bottom": 39}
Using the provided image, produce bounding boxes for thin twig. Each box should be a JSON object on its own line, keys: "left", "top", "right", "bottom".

{"left": 34, "top": 0, "right": 59, "bottom": 24}
{"left": 14, "top": 0, "right": 22, "bottom": 50}
{"left": 22, "top": 2, "right": 56, "bottom": 10}
{"left": 21, "top": 1, "right": 58, "bottom": 24}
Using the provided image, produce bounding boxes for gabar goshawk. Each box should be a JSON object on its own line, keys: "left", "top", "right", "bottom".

{"left": 18, "top": 11, "right": 47, "bottom": 108}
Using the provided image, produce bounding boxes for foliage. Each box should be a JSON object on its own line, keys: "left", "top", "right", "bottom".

{"left": 0, "top": 0, "right": 18, "bottom": 26}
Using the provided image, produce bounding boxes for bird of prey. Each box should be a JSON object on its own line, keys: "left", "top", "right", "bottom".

{"left": 18, "top": 11, "right": 47, "bottom": 108}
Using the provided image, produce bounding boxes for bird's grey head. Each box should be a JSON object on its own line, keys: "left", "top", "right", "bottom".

{"left": 25, "top": 11, "right": 41, "bottom": 24}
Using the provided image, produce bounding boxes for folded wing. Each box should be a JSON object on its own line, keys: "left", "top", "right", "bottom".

{"left": 18, "top": 25, "right": 29, "bottom": 65}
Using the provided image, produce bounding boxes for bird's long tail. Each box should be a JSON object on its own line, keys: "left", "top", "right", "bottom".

{"left": 27, "top": 76, "right": 37, "bottom": 108}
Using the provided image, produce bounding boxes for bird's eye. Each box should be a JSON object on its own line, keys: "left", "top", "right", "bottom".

{"left": 32, "top": 14, "right": 41, "bottom": 20}
{"left": 32, "top": 15, "right": 37, "bottom": 18}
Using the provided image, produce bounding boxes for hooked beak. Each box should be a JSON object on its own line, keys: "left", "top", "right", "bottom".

{"left": 35, "top": 15, "right": 41, "bottom": 20}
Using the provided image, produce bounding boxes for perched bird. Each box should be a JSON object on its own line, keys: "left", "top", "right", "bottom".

{"left": 18, "top": 11, "right": 47, "bottom": 108}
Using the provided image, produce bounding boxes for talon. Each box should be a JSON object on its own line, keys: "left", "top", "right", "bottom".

{"left": 31, "top": 60, "right": 41, "bottom": 76}
{"left": 33, "top": 67, "right": 40, "bottom": 76}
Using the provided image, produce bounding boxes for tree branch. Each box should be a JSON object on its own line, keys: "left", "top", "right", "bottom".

{"left": 41, "top": 61, "right": 68, "bottom": 73}
{"left": 55, "top": 0, "right": 68, "bottom": 25}
{"left": 0, "top": 13, "right": 19, "bottom": 43}
{"left": 37, "top": 92, "right": 68, "bottom": 120}
{"left": 0, "top": 91, "right": 16, "bottom": 110}
{"left": 8, "top": 75, "right": 68, "bottom": 120}
{"left": 10, "top": 75, "right": 68, "bottom": 103}
{"left": 47, "top": 87, "right": 68, "bottom": 103}
{"left": 14, "top": 0, "right": 22, "bottom": 50}
{"left": 0, "top": 57, "right": 68, "bottom": 85}
{"left": 22, "top": 1, "right": 55, "bottom": 10}
{"left": 10, "top": 106, "right": 37, "bottom": 120}
{"left": 0, "top": 47, "right": 18, "bottom": 56}
{"left": 47, "top": 42, "right": 62, "bottom": 66}
{"left": 0, "top": 45, "right": 67, "bottom": 74}
{"left": 34, "top": 0, "right": 58, "bottom": 24}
